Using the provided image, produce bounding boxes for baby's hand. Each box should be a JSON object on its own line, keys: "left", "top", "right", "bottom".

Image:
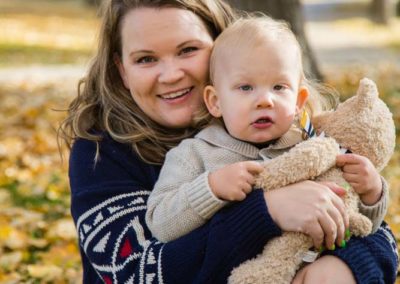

{"left": 208, "top": 161, "right": 263, "bottom": 201}
{"left": 336, "top": 153, "right": 382, "bottom": 205}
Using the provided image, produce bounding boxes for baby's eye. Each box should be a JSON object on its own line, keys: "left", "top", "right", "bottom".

{"left": 239, "top": 84, "right": 253, "bottom": 91}
{"left": 180, "top": 46, "right": 198, "bottom": 55}
{"left": 136, "top": 56, "right": 156, "bottom": 64}
{"left": 273, "top": 84, "right": 285, "bottom": 91}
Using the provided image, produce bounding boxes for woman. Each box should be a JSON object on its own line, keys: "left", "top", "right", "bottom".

{"left": 59, "top": 0, "right": 398, "bottom": 283}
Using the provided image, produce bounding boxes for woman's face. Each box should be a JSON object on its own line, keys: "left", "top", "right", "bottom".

{"left": 117, "top": 7, "right": 214, "bottom": 128}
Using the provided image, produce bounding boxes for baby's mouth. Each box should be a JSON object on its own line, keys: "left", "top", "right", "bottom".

{"left": 253, "top": 117, "right": 273, "bottom": 124}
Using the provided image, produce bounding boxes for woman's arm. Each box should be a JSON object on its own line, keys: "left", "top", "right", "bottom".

{"left": 69, "top": 137, "right": 281, "bottom": 284}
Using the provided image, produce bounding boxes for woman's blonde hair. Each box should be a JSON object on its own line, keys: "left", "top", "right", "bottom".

{"left": 196, "top": 15, "right": 338, "bottom": 125}
{"left": 58, "top": 0, "right": 237, "bottom": 164}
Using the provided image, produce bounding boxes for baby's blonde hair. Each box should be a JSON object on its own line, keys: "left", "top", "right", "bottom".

{"left": 210, "top": 16, "right": 300, "bottom": 84}
{"left": 199, "top": 15, "right": 338, "bottom": 125}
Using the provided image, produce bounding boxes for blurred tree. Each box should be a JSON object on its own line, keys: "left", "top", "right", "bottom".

{"left": 396, "top": 0, "right": 400, "bottom": 16}
{"left": 226, "top": 0, "right": 323, "bottom": 80}
{"left": 370, "top": 0, "right": 391, "bottom": 24}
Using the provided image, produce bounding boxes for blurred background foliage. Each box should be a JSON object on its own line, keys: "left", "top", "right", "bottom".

{"left": 0, "top": 0, "right": 399, "bottom": 283}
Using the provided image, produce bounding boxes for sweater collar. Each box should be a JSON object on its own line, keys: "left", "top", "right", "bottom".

{"left": 195, "top": 123, "right": 304, "bottom": 159}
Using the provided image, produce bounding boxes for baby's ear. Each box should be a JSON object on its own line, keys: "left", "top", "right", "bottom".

{"left": 203, "top": 85, "right": 222, "bottom": 118}
{"left": 296, "top": 86, "right": 309, "bottom": 113}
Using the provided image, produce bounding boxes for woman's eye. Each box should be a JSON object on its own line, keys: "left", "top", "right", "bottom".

{"left": 180, "top": 46, "right": 198, "bottom": 55}
{"left": 239, "top": 85, "right": 253, "bottom": 91}
{"left": 136, "top": 56, "right": 156, "bottom": 64}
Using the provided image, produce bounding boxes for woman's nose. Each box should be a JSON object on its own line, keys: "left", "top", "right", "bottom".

{"left": 158, "top": 60, "right": 184, "bottom": 84}
{"left": 256, "top": 91, "right": 274, "bottom": 108}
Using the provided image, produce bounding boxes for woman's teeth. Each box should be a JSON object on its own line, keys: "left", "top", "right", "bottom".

{"left": 162, "top": 88, "right": 191, "bottom": 99}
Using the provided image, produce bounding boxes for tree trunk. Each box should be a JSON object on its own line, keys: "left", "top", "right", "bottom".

{"left": 226, "top": 0, "right": 323, "bottom": 81}
{"left": 370, "top": 0, "right": 392, "bottom": 24}
{"left": 396, "top": 0, "right": 400, "bottom": 17}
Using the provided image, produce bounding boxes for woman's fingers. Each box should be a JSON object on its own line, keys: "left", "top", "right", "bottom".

{"left": 264, "top": 180, "right": 349, "bottom": 249}
{"left": 319, "top": 181, "right": 346, "bottom": 197}
{"left": 325, "top": 207, "right": 346, "bottom": 249}
{"left": 305, "top": 219, "right": 325, "bottom": 249}
{"left": 331, "top": 193, "right": 349, "bottom": 230}
{"left": 319, "top": 182, "right": 348, "bottom": 248}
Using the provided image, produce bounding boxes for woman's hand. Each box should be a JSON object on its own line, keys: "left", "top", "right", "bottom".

{"left": 292, "top": 255, "right": 356, "bottom": 284}
{"left": 264, "top": 180, "right": 349, "bottom": 250}
{"left": 209, "top": 161, "right": 263, "bottom": 201}
{"left": 336, "top": 153, "right": 382, "bottom": 205}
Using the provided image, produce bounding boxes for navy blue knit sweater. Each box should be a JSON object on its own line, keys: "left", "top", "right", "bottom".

{"left": 69, "top": 135, "right": 398, "bottom": 283}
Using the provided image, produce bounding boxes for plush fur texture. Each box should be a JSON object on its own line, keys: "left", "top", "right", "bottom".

{"left": 228, "top": 78, "right": 396, "bottom": 284}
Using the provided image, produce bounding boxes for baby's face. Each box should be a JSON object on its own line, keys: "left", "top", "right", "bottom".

{"left": 210, "top": 39, "right": 306, "bottom": 144}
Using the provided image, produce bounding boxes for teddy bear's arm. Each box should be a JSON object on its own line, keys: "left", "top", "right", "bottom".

{"left": 255, "top": 137, "right": 340, "bottom": 191}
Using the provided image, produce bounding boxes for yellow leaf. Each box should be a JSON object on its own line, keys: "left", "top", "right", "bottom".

{"left": 0, "top": 251, "right": 23, "bottom": 271}
{"left": 47, "top": 219, "right": 77, "bottom": 241}
{"left": 0, "top": 226, "right": 12, "bottom": 240}
{"left": 0, "top": 272, "right": 21, "bottom": 284}
{"left": 28, "top": 238, "right": 48, "bottom": 249}
{"left": 3, "top": 228, "right": 28, "bottom": 250}
{"left": 27, "top": 264, "right": 63, "bottom": 281}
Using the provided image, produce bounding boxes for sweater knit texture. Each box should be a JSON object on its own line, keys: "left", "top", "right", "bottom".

{"left": 69, "top": 132, "right": 398, "bottom": 284}
{"left": 147, "top": 124, "right": 388, "bottom": 242}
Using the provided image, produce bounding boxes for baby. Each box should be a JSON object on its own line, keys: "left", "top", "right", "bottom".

{"left": 146, "top": 15, "right": 387, "bottom": 252}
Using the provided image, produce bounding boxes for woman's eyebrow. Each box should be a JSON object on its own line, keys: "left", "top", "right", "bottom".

{"left": 129, "top": 49, "right": 154, "bottom": 58}
{"left": 128, "top": 40, "right": 204, "bottom": 58}
{"left": 177, "top": 40, "right": 203, "bottom": 48}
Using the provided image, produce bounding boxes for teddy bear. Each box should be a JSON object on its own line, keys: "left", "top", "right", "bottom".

{"left": 228, "top": 78, "right": 396, "bottom": 284}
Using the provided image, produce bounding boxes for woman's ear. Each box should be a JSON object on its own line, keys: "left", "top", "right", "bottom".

{"left": 203, "top": 85, "right": 222, "bottom": 118}
{"left": 114, "top": 53, "right": 129, "bottom": 89}
{"left": 296, "top": 86, "right": 309, "bottom": 113}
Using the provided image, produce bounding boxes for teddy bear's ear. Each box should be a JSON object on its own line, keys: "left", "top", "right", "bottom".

{"left": 356, "top": 78, "right": 379, "bottom": 108}
{"left": 314, "top": 78, "right": 379, "bottom": 130}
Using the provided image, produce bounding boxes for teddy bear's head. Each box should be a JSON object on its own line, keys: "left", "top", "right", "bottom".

{"left": 312, "top": 78, "right": 396, "bottom": 171}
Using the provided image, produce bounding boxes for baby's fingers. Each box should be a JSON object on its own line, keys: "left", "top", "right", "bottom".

{"left": 242, "top": 161, "right": 264, "bottom": 175}
{"left": 337, "top": 153, "right": 366, "bottom": 167}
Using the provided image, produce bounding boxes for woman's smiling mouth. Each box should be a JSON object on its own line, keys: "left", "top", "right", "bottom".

{"left": 159, "top": 87, "right": 193, "bottom": 100}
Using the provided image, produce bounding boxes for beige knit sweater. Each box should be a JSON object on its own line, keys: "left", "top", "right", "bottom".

{"left": 146, "top": 124, "right": 388, "bottom": 242}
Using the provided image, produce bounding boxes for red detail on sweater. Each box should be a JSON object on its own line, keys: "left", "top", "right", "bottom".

{"left": 120, "top": 238, "right": 133, "bottom": 258}
{"left": 103, "top": 276, "right": 112, "bottom": 284}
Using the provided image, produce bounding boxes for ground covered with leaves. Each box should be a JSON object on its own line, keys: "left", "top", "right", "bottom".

{"left": 0, "top": 81, "right": 81, "bottom": 283}
{"left": 0, "top": 0, "right": 399, "bottom": 283}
